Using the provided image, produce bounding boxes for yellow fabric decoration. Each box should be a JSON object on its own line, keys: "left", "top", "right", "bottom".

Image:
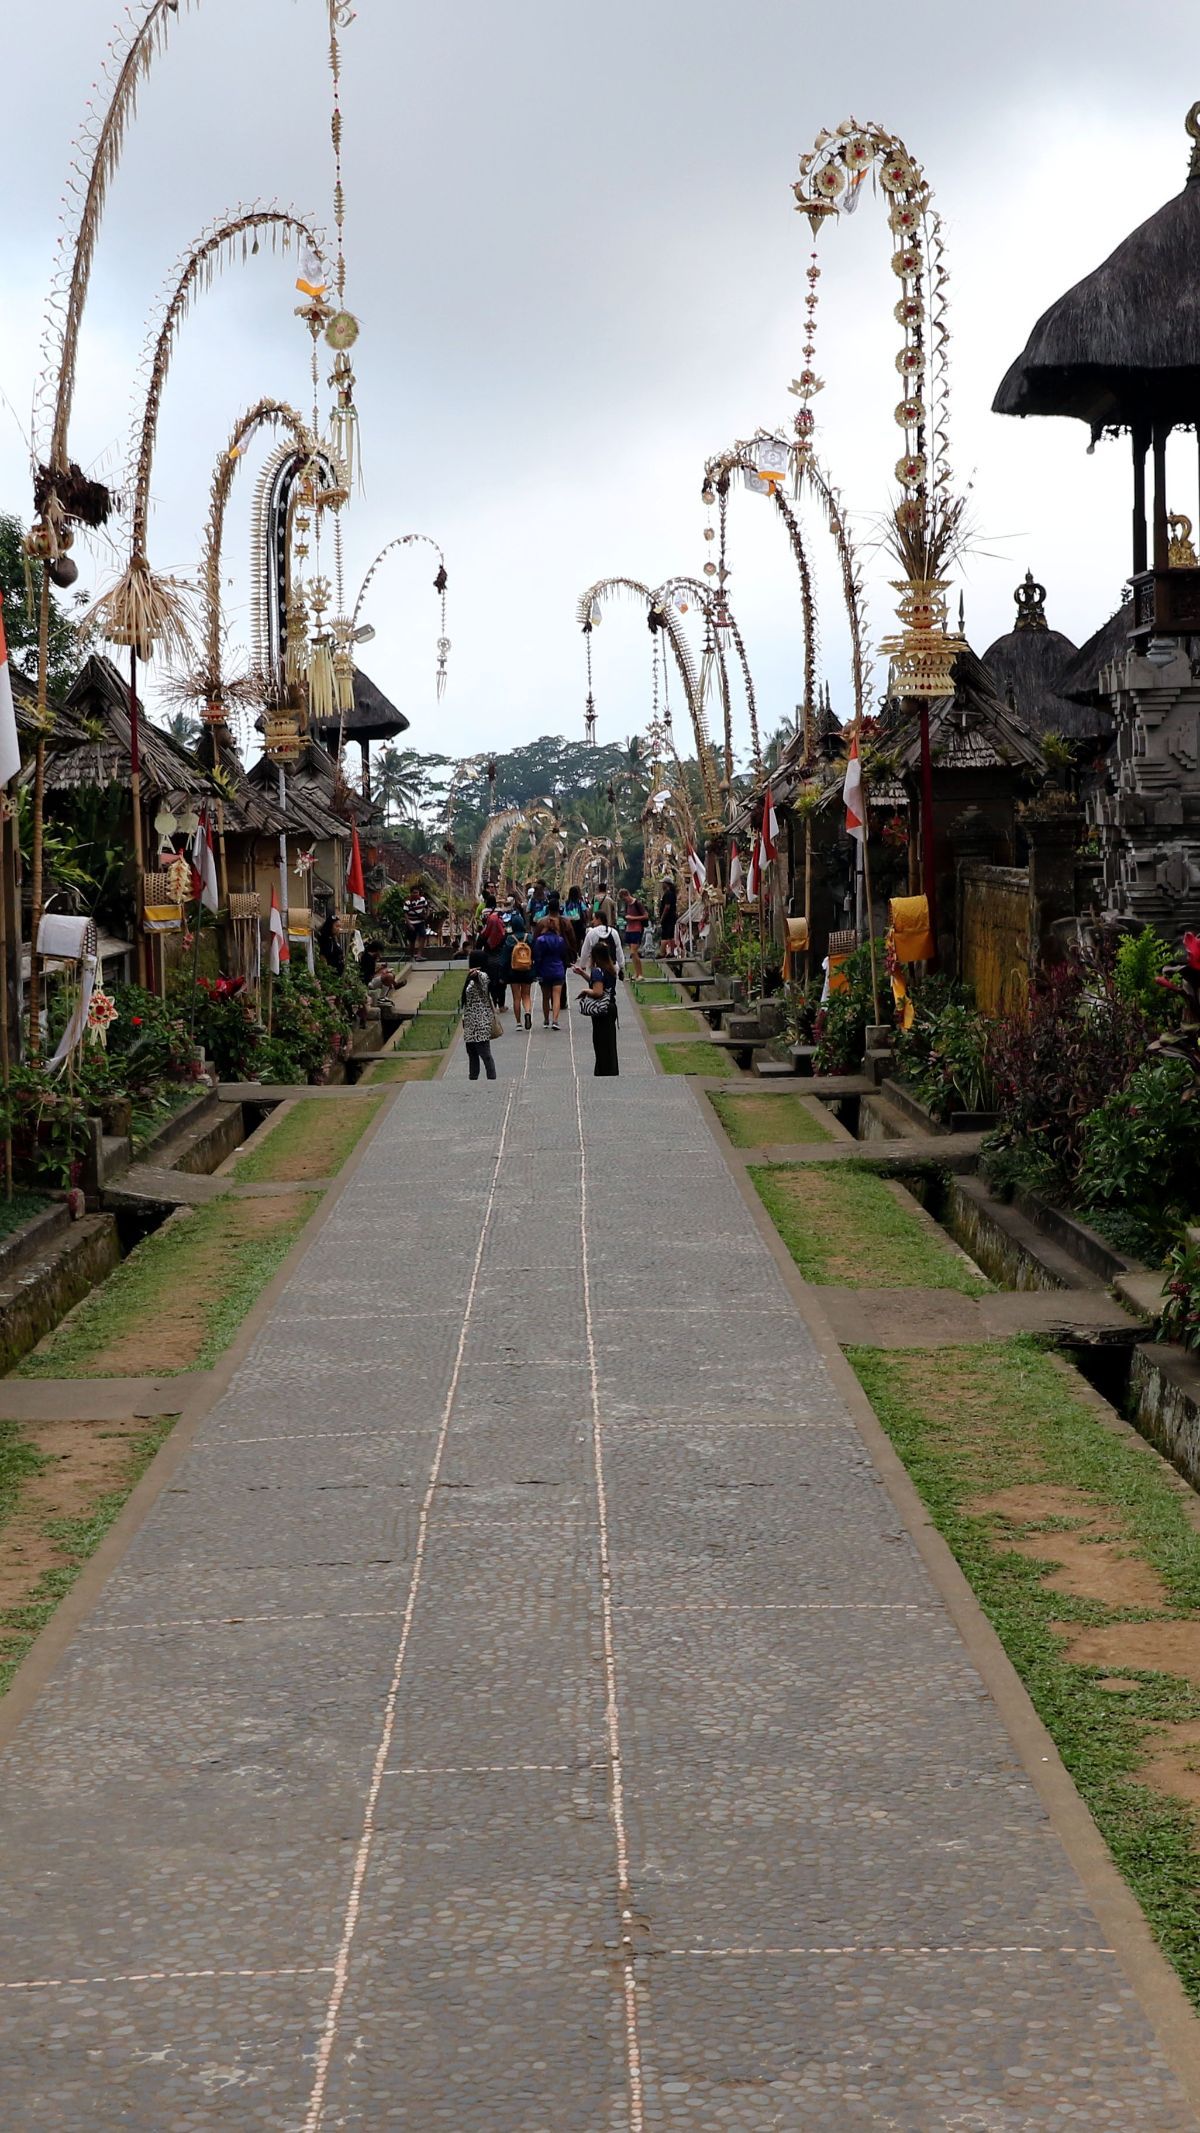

{"left": 891, "top": 970, "right": 915, "bottom": 1030}
{"left": 143, "top": 904, "right": 183, "bottom": 933}
{"left": 889, "top": 894, "right": 934, "bottom": 965}
{"left": 782, "top": 915, "right": 810, "bottom": 982}
{"left": 827, "top": 952, "right": 850, "bottom": 997}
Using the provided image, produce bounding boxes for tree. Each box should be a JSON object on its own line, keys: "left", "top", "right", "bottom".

{"left": 374, "top": 745, "right": 444, "bottom": 824}
{"left": 158, "top": 708, "right": 201, "bottom": 752}
{"left": 0, "top": 511, "right": 91, "bottom": 700}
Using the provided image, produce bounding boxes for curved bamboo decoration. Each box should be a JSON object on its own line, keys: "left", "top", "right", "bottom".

{"left": 575, "top": 577, "right": 721, "bottom": 821}
{"left": 655, "top": 576, "right": 762, "bottom": 785}
{"left": 350, "top": 533, "right": 446, "bottom": 635}
{"left": 36, "top": 0, "right": 198, "bottom": 498}
{"left": 193, "top": 398, "right": 314, "bottom": 711}
{"left": 87, "top": 209, "right": 327, "bottom": 663}
{"left": 440, "top": 754, "right": 490, "bottom": 840}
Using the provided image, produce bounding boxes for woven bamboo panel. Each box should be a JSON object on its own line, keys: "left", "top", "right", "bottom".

{"left": 228, "top": 892, "right": 261, "bottom": 919}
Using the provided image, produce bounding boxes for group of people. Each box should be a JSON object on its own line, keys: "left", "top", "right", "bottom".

{"left": 460, "top": 879, "right": 630, "bottom": 1081}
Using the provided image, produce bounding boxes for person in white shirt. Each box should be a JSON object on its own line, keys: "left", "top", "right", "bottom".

{"left": 578, "top": 919, "right": 625, "bottom": 976}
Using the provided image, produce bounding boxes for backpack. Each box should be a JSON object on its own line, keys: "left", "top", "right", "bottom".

{"left": 510, "top": 936, "right": 533, "bottom": 973}
{"left": 483, "top": 910, "right": 506, "bottom": 951}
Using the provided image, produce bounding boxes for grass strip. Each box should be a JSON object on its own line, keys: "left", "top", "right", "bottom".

{"left": 632, "top": 977, "right": 684, "bottom": 1007}
{"left": 656, "top": 1040, "right": 741, "bottom": 1078}
{"left": 849, "top": 1336, "right": 1200, "bottom": 2007}
{"left": 750, "top": 1162, "right": 987, "bottom": 1292}
{"left": 18, "top": 1193, "right": 317, "bottom": 1379}
{"left": 0, "top": 1190, "right": 51, "bottom": 1244}
{"left": 395, "top": 1013, "right": 458, "bottom": 1053}
{"left": 711, "top": 1090, "right": 831, "bottom": 1148}
{"left": 641, "top": 1006, "right": 708, "bottom": 1036}
{"left": 362, "top": 1055, "right": 440, "bottom": 1084}
{"left": 233, "top": 1095, "right": 381, "bottom": 1183}
{"left": 411, "top": 969, "right": 466, "bottom": 1014}
{"left": 0, "top": 1414, "right": 176, "bottom": 1697}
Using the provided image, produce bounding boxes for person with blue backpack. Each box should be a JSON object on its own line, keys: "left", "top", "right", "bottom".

{"left": 532, "top": 908, "right": 571, "bottom": 1030}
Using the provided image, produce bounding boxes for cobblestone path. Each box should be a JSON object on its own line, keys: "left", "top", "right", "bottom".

{"left": 1, "top": 987, "right": 1199, "bottom": 2128}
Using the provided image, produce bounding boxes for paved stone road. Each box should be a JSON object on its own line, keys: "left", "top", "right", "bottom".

{"left": 1, "top": 985, "right": 1198, "bottom": 2128}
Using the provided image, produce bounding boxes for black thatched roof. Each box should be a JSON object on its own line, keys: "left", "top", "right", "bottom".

{"left": 245, "top": 736, "right": 385, "bottom": 846}
{"left": 979, "top": 574, "right": 1097, "bottom": 738}
{"left": 9, "top": 666, "right": 91, "bottom": 750}
{"left": 309, "top": 665, "right": 408, "bottom": 746}
{"left": 1057, "top": 602, "right": 1135, "bottom": 704}
{"left": 890, "top": 648, "right": 1047, "bottom": 778}
{"left": 993, "top": 117, "right": 1200, "bottom": 430}
{"left": 47, "top": 656, "right": 214, "bottom": 805}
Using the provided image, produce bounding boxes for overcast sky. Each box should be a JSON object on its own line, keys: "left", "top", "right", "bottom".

{"left": 4, "top": 0, "right": 1199, "bottom": 772}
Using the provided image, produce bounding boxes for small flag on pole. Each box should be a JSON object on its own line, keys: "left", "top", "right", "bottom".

{"left": 746, "top": 837, "right": 760, "bottom": 903}
{"left": 728, "top": 840, "right": 744, "bottom": 898}
{"left": 686, "top": 844, "right": 706, "bottom": 898}
{"left": 346, "top": 820, "right": 366, "bottom": 913}
{"left": 269, "top": 886, "right": 290, "bottom": 975}
{"left": 190, "top": 807, "right": 219, "bottom": 912}
{"left": 760, "top": 783, "right": 778, "bottom": 864}
{"left": 843, "top": 735, "right": 865, "bottom": 844}
{"left": 0, "top": 591, "right": 22, "bottom": 789}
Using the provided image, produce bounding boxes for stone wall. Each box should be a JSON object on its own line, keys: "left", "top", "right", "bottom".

{"left": 957, "top": 862, "right": 1030, "bottom": 1017}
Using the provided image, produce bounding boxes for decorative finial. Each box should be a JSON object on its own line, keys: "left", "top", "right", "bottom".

{"left": 1013, "top": 568, "right": 1047, "bottom": 632}
{"left": 1168, "top": 512, "right": 1199, "bottom": 568}
{"left": 958, "top": 590, "right": 965, "bottom": 637}
{"left": 1187, "top": 102, "right": 1200, "bottom": 181}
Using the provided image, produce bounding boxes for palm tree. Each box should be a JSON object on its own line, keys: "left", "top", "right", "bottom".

{"left": 374, "top": 746, "right": 428, "bottom": 824}
{"left": 159, "top": 708, "right": 201, "bottom": 752}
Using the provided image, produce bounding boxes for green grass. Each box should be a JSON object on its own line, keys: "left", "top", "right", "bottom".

{"left": 642, "top": 1006, "right": 707, "bottom": 1036}
{"left": 750, "top": 1162, "right": 987, "bottom": 1291}
{"left": 850, "top": 1336, "right": 1200, "bottom": 2008}
{"left": 414, "top": 969, "right": 467, "bottom": 1015}
{"left": 233, "top": 1096, "right": 381, "bottom": 1183}
{"left": 0, "top": 1190, "right": 50, "bottom": 1243}
{"left": 632, "top": 977, "right": 683, "bottom": 1008}
{"left": 0, "top": 1414, "right": 176, "bottom": 1696}
{"left": 395, "top": 1013, "right": 458, "bottom": 1053}
{"left": 656, "top": 1041, "right": 742, "bottom": 1078}
{"left": 362, "top": 1055, "right": 440, "bottom": 1084}
{"left": 18, "top": 1193, "right": 318, "bottom": 1378}
{"left": 711, "top": 1090, "right": 832, "bottom": 1148}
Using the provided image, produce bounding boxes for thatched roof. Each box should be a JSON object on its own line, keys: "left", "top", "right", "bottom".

{"left": 889, "top": 648, "right": 1047, "bottom": 778}
{"left": 245, "top": 736, "right": 385, "bottom": 847}
{"left": 993, "top": 117, "right": 1200, "bottom": 430}
{"left": 44, "top": 656, "right": 214, "bottom": 805}
{"left": 310, "top": 666, "right": 409, "bottom": 747}
{"left": 8, "top": 666, "right": 91, "bottom": 750}
{"left": 1057, "top": 602, "right": 1135, "bottom": 704}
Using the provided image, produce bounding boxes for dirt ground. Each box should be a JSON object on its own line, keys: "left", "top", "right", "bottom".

{"left": 970, "top": 1482, "right": 1169, "bottom": 1609}
{"left": 87, "top": 1194, "right": 312, "bottom": 1377}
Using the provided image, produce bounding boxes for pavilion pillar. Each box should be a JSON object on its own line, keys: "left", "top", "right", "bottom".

{"left": 1152, "top": 421, "right": 1170, "bottom": 574}
{"left": 359, "top": 736, "right": 371, "bottom": 802}
{"left": 1132, "top": 421, "right": 1150, "bottom": 577}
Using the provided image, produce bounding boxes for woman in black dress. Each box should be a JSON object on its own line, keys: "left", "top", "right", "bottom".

{"left": 580, "top": 937, "right": 619, "bottom": 1076}
{"left": 658, "top": 879, "right": 678, "bottom": 956}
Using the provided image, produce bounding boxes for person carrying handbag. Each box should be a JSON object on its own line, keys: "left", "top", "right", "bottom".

{"left": 461, "top": 953, "right": 499, "bottom": 1081}
{"left": 575, "top": 936, "right": 620, "bottom": 1076}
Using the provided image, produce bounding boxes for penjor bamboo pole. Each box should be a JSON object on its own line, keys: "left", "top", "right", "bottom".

{"left": 859, "top": 755, "right": 882, "bottom": 1025}
{"left": 0, "top": 801, "right": 11, "bottom": 1199}
{"left": 28, "top": 565, "right": 51, "bottom": 1064}
{"left": 129, "top": 650, "right": 148, "bottom": 987}
{"left": 804, "top": 813, "right": 813, "bottom": 988}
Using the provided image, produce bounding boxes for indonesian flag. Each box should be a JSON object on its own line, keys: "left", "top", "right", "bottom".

{"left": 269, "top": 885, "right": 290, "bottom": 974}
{"left": 843, "top": 735, "right": 865, "bottom": 845}
{"left": 0, "top": 592, "right": 21, "bottom": 789}
{"left": 346, "top": 819, "right": 366, "bottom": 912}
{"left": 746, "top": 837, "right": 760, "bottom": 903}
{"left": 760, "top": 783, "right": 778, "bottom": 864}
{"left": 686, "top": 844, "right": 706, "bottom": 897}
{"left": 728, "top": 841, "right": 744, "bottom": 898}
{"left": 190, "top": 807, "right": 219, "bottom": 912}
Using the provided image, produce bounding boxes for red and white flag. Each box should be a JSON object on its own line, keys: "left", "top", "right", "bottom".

{"left": 746, "top": 837, "right": 760, "bottom": 903}
{"left": 686, "top": 843, "right": 706, "bottom": 897}
{"left": 843, "top": 736, "right": 865, "bottom": 845}
{"left": 346, "top": 819, "right": 366, "bottom": 913}
{"left": 190, "top": 807, "right": 219, "bottom": 912}
{"left": 0, "top": 591, "right": 22, "bottom": 789}
{"left": 269, "top": 885, "right": 290, "bottom": 975}
{"left": 728, "top": 840, "right": 744, "bottom": 898}
{"left": 760, "top": 783, "right": 778, "bottom": 864}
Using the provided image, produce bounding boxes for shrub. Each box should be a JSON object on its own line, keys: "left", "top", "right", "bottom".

{"left": 893, "top": 984, "right": 993, "bottom": 1121}
{"left": 813, "top": 941, "right": 890, "bottom": 1075}
{"left": 1115, "top": 926, "right": 1174, "bottom": 1022}
{"left": 0, "top": 1066, "right": 93, "bottom": 1189}
{"left": 1076, "top": 1056, "right": 1200, "bottom": 1258}
{"left": 1160, "top": 1241, "right": 1200, "bottom": 1352}
{"left": 986, "top": 944, "right": 1150, "bottom": 1190}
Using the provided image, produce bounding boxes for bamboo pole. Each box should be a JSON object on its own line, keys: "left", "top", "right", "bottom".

{"left": 129, "top": 650, "right": 148, "bottom": 986}
{"left": 804, "top": 813, "right": 813, "bottom": 988}
{"left": 28, "top": 566, "right": 51, "bottom": 1063}
{"left": 860, "top": 785, "right": 882, "bottom": 1025}
{"left": 0, "top": 801, "right": 11, "bottom": 1198}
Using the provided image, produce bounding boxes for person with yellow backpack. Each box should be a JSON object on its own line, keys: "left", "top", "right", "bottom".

{"left": 505, "top": 913, "right": 535, "bottom": 1031}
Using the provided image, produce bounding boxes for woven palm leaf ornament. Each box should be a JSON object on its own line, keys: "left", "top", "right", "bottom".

{"left": 701, "top": 443, "right": 820, "bottom": 762}
{"left": 790, "top": 120, "right": 966, "bottom": 695}
{"left": 331, "top": 533, "right": 450, "bottom": 759}
{"left": 655, "top": 574, "right": 761, "bottom": 788}
{"left": 575, "top": 577, "right": 722, "bottom": 824}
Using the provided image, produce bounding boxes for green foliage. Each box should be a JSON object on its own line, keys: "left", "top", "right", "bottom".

{"left": 1115, "top": 927, "right": 1174, "bottom": 1021}
{"left": 251, "top": 1037, "right": 307, "bottom": 1086}
{"left": 894, "top": 995, "right": 994, "bottom": 1121}
{"left": 107, "top": 986, "right": 200, "bottom": 1087}
{"left": 987, "top": 944, "right": 1151, "bottom": 1194}
{"left": 1160, "top": 1241, "right": 1200, "bottom": 1352}
{"left": 850, "top": 1336, "right": 1200, "bottom": 2009}
{"left": 813, "top": 941, "right": 890, "bottom": 1075}
{"left": 172, "top": 975, "right": 259, "bottom": 1081}
{"left": 0, "top": 1067, "right": 94, "bottom": 1188}
{"left": 1076, "top": 1057, "right": 1200, "bottom": 1259}
{"left": 0, "top": 512, "right": 90, "bottom": 700}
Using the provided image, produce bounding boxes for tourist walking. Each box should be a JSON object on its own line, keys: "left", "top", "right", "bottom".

{"left": 622, "top": 889, "right": 648, "bottom": 979}
{"left": 564, "top": 882, "right": 586, "bottom": 930}
{"left": 576, "top": 935, "right": 620, "bottom": 1076}
{"left": 405, "top": 884, "right": 431, "bottom": 959}
{"left": 461, "top": 953, "right": 498, "bottom": 1080}
{"left": 594, "top": 879, "right": 618, "bottom": 928}
{"left": 658, "top": 878, "right": 678, "bottom": 956}
{"left": 480, "top": 896, "right": 509, "bottom": 1011}
{"left": 578, "top": 909, "right": 624, "bottom": 976}
{"left": 506, "top": 913, "right": 535, "bottom": 1029}
{"left": 532, "top": 909, "right": 571, "bottom": 1029}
